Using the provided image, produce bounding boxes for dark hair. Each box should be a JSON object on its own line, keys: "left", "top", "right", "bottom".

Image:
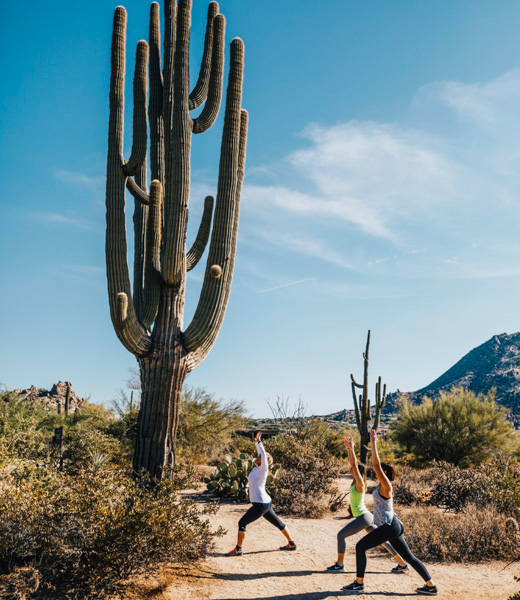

{"left": 357, "top": 464, "right": 366, "bottom": 477}
{"left": 380, "top": 462, "right": 395, "bottom": 481}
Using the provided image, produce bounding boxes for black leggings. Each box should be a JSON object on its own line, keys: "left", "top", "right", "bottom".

{"left": 356, "top": 515, "right": 431, "bottom": 581}
{"left": 238, "top": 502, "right": 286, "bottom": 532}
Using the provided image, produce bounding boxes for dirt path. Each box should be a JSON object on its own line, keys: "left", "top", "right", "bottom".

{"left": 158, "top": 488, "right": 519, "bottom": 600}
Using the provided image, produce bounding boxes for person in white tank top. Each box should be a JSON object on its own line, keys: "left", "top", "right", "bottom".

{"left": 225, "top": 432, "right": 296, "bottom": 556}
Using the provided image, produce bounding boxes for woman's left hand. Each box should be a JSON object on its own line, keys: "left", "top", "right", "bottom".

{"left": 254, "top": 431, "right": 262, "bottom": 443}
{"left": 370, "top": 429, "right": 379, "bottom": 443}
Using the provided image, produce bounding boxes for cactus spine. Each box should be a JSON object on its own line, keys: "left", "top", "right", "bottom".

{"left": 105, "top": 0, "right": 247, "bottom": 480}
{"left": 350, "top": 330, "right": 387, "bottom": 464}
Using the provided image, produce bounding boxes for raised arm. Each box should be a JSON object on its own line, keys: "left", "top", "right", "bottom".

{"left": 344, "top": 437, "right": 365, "bottom": 493}
{"left": 370, "top": 429, "right": 392, "bottom": 497}
{"left": 254, "top": 431, "right": 269, "bottom": 473}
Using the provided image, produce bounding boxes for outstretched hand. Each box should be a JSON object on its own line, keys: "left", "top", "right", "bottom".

{"left": 254, "top": 431, "right": 262, "bottom": 443}
{"left": 370, "top": 429, "right": 379, "bottom": 444}
{"left": 344, "top": 436, "right": 355, "bottom": 450}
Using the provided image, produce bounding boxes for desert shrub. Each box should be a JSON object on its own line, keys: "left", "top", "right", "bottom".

{"left": 391, "top": 388, "right": 513, "bottom": 467}
{"left": 393, "top": 466, "right": 436, "bottom": 506}
{"left": 0, "top": 390, "right": 52, "bottom": 462}
{"left": 228, "top": 434, "right": 256, "bottom": 457}
{"left": 64, "top": 428, "right": 129, "bottom": 473}
{"left": 0, "top": 464, "right": 223, "bottom": 598}
{"left": 175, "top": 387, "right": 247, "bottom": 463}
{"left": 429, "top": 457, "right": 520, "bottom": 518}
{"left": 265, "top": 434, "right": 339, "bottom": 518}
{"left": 400, "top": 504, "right": 520, "bottom": 561}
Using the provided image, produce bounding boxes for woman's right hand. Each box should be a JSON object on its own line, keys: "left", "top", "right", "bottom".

{"left": 370, "top": 429, "right": 379, "bottom": 444}
{"left": 254, "top": 431, "right": 262, "bottom": 443}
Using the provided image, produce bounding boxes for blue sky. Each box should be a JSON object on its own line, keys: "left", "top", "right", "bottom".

{"left": 3, "top": 0, "right": 520, "bottom": 417}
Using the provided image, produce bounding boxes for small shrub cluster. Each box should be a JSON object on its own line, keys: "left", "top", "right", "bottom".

{"left": 0, "top": 464, "right": 223, "bottom": 598}
{"left": 265, "top": 434, "right": 340, "bottom": 518}
{"left": 429, "top": 457, "right": 520, "bottom": 519}
{"left": 393, "top": 466, "right": 435, "bottom": 506}
{"left": 401, "top": 504, "right": 520, "bottom": 562}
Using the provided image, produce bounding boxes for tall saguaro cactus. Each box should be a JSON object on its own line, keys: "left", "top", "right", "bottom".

{"left": 105, "top": 0, "right": 247, "bottom": 480}
{"left": 350, "top": 330, "right": 387, "bottom": 464}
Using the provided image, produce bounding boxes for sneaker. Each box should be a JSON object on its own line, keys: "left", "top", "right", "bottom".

{"left": 280, "top": 541, "right": 297, "bottom": 551}
{"left": 342, "top": 581, "right": 365, "bottom": 593}
{"left": 225, "top": 547, "right": 243, "bottom": 556}
{"left": 391, "top": 563, "right": 409, "bottom": 573}
{"left": 326, "top": 562, "right": 345, "bottom": 572}
{"left": 416, "top": 584, "right": 438, "bottom": 595}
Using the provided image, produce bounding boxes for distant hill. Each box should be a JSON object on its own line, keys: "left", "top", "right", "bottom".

{"left": 385, "top": 332, "right": 520, "bottom": 419}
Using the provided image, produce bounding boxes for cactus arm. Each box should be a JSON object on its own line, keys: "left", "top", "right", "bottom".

{"left": 149, "top": 2, "right": 164, "bottom": 183}
{"left": 126, "top": 176, "right": 150, "bottom": 205}
{"left": 123, "top": 41, "right": 149, "bottom": 176}
{"left": 162, "top": 0, "right": 192, "bottom": 286}
{"left": 351, "top": 381, "right": 362, "bottom": 433}
{"left": 183, "top": 38, "right": 246, "bottom": 367}
{"left": 373, "top": 378, "right": 386, "bottom": 431}
{"left": 106, "top": 7, "right": 151, "bottom": 357}
{"left": 351, "top": 374, "right": 363, "bottom": 389}
{"left": 192, "top": 13, "right": 225, "bottom": 134}
{"left": 141, "top": 180, "right": 163, "bottom": 328}
{"left": 189, "top": 1, "right": 219, "bottom": 110}
{"left": 186, "top": 195, "right": 214, "bottom": 271}
{"left": 133, "top": 163, "right": 149, "bottom": 320}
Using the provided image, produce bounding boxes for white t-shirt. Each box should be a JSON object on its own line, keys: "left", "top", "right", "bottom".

{"left": 248, "top": 441, "right": 271, "bottom": 504}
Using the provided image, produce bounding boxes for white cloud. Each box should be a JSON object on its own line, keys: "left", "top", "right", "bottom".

{"left": 240, "top": 68, "right": 520, "bottom": 285}
{"left": 53, "top": 169, "right": 105, "bottom": 190}
{"left": 30, "top": 212, "right": 100, "bottom": 230}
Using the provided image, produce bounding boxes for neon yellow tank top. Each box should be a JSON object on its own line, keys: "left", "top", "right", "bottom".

{"left": 349, "top": 483, "right": 368, "bottom": 517}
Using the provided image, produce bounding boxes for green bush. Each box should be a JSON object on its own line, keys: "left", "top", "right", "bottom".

{"left": 391, "top": 388, "right": 513, "bottom": 467}
{"left": 175, "top": 387, "right": 247, "bottom": 463}
{"left": 0, "top": 464, "right": 223, "bottom": 598}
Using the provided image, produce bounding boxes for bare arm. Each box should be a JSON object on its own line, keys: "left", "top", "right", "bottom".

{"left": 370, "top": 429, "right": 392, "bottom": 497}
{"left": 255, "top": 431, "right": 269, "bottom": 473}
{"left": 344, "top": 437, "right": 364, "bottom": 493}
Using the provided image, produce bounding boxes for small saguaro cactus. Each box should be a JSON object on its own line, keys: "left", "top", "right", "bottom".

{"left": 350, "top": 330, "right": 387, "bottom": 464}
{"left": 105, "top": 0, "right": 248, "bottom": 480}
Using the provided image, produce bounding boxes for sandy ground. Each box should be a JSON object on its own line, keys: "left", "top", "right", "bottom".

{"left": 124, "top": 480, "right": 519, "bottom": 600}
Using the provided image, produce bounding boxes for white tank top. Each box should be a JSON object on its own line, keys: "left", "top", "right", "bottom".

{"left": 248, "top": 441, "right": 271, "bottom": 504}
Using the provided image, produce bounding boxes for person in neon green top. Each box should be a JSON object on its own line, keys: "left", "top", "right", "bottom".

{"left": 326, "top": 437, "right": 408, "bottom": 573}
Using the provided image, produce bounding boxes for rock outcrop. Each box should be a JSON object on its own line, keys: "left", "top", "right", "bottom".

{"left": 10, "top": 381, "right": 84, "bottom": 413}
{"left": 385, "top": 332, "right": 520, "bottom": 418}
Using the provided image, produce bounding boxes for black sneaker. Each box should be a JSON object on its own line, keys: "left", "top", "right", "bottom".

{"left": 342, "top": 581, "right": 365, "bottom": 593}
{"left": 417, "top": 584, "right": 438, "bottom": 595}
{"left": 225, "top": 547, "right": 243, "bottom": 556}
{"left": 326, "top": 562, "right": 344, "bottom": 572}
{"left": 391, "top": 563, "right": 409, "bottom": 573}
{"left": 280, "top": 541, "right": 297, "bottom": 551}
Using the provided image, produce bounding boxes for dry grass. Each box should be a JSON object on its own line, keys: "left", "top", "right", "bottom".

{"left": 400, "top": 503, "right": 520, "bottom": 562}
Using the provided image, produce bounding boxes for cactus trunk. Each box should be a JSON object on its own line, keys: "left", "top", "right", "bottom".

{"left": 350, "top": 330, "right": 386, "bottom": 464}
{"left": 105, "top": 0, "right": 247, "bottom": 480}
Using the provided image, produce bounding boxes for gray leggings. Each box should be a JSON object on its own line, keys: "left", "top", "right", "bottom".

{"left": 337, "top": 511, "right": 397, "bottom": 556}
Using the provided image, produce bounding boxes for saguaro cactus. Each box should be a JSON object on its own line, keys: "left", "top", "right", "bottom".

{"left": 350, "top": 330, "right": 387, "bottom": 464}
{"left": 105, "top": 0, "right": 247, "bottom": 480}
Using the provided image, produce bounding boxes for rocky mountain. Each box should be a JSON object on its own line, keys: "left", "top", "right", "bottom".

{"left": 9, "top": 381, "right": 85, "bottom": 414}
{"left": 385, "top": 332, "right": 520, "bottom": 418}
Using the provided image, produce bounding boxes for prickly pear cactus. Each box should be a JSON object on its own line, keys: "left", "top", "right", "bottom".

{"left": 204, "top": 453, "right": 281, "bottom": 502}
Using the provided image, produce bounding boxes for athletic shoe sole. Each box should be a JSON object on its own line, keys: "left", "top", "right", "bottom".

{"left": 417, "top": 588, "right": 437, "bottom": 595}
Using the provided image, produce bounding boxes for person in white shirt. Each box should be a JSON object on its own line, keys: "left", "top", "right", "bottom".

{"left": 225, "top": 432, "right": 296, "bottom": 556}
